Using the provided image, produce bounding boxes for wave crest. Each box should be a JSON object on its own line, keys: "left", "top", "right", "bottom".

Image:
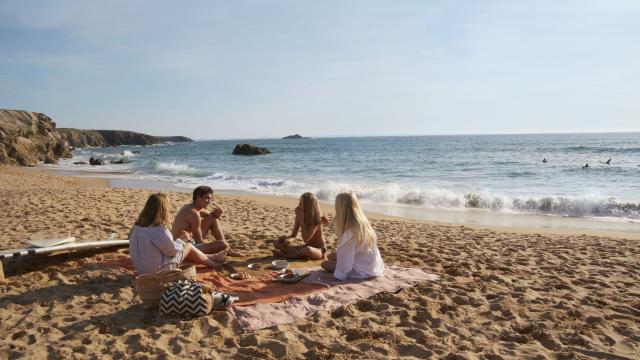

{"left": 151, "top": 161, "right": 208, "bottom": 177}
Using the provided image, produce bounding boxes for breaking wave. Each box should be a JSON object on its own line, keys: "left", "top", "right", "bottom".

{"left": 312, "top": 183, "right": 640, "bottom": 219}
{"left": 150, "top": 161, "right": 208, "bottom": 177}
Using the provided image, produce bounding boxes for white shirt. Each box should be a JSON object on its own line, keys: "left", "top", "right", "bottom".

{"left": 129, "top": 225, "right": 185, "bottom": 275}
{"left": 334, "top": 229, "right": 384, "bottom": 281}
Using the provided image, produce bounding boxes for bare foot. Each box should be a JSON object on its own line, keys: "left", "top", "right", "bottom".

{"left": 209, "top": 249, "right": 227, "bottom": 263}
{"left": 227, "top": 248, "right": 243, "bottom": 257}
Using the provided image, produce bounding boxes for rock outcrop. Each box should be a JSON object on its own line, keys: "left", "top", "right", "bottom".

{"left": 58, "top": 129, "right": 160, "bottom": 148}
{"left": 157, "top": 136, "right": 193, "bottom": 143}
{"left": 232, "top": 144, "right": 271, "bottom": 156}
{"left": 0, "top": 110, "right": 71, "bottom": 166}
{"left": 58, "top": 130, "right": 194, "bottom": 148}
{"left": 89, "top": 157, "right": 104, "bottom": 166}
{"left": 1, "top": 109, "right": 194, "bottom": 166}
{"left": 282, "top": 134, "right": 309, "bottom": 139}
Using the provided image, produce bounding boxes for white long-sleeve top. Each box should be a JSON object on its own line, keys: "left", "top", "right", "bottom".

{"left": 334, "top": 229, "right": 384, "bottom": 281}
{"left": 129, "top": 225, "right": 185, "bottom": 275}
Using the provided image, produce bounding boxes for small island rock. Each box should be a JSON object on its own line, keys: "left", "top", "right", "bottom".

{"left": 282, "top": 134, "right": 310, "bottom": 139}
{"left": 232, "top": 144, "right": 271, "bottom": 156}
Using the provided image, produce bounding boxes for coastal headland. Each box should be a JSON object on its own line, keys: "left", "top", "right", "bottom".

{"left": 0, "top": 109, "right": 192, "bottom": 166}
{"left": 1, "top": 165, "right": 638, "bottom": 359}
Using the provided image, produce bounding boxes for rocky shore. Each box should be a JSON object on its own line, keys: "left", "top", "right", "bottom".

{"left": 0, "top": 109, "right": 192, "bottom": 166}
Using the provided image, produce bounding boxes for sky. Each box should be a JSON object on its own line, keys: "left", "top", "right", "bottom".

{"left": 1, "top": 1, "right": 639, "bottom": 139}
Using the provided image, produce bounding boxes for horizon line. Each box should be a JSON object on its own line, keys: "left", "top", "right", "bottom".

{"left": 192, "top": 130, "right": 640, "bottom": 141}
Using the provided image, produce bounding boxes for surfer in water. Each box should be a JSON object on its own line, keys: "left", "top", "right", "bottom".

{"left": 542, "top": 158, "right": 548, "bottom": 163}
{"left": 605, "top": 158, "right": 611, "bottom": 165}
{"left": 582, "top": 163, "right": 590, "bottom": 169}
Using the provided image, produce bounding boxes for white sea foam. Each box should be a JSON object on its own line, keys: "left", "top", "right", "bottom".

{"left": 151, "top": 161, "right": 208, "bottom": 177}
{"left": 53, "top": 134, "right": 640, "bottom": 224}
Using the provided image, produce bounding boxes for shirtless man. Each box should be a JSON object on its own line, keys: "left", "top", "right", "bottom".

{"left": 171, "top": 186, "right": 240, "bottom": 257}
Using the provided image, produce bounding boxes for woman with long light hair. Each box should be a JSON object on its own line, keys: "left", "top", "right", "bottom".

{"left": 129, "top": 193, "right": 226, "bottom": 275}
{"left": 321, "top": 192, "right": 384, "bottom": 280}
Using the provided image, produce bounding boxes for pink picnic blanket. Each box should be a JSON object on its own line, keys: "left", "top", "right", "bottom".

{"left": 232, "top": 265, "right": 439, "bottom": 331}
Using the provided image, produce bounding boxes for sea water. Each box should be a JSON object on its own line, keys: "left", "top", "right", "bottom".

{"left": 52, "top": 133, "right": 640, "bottom": 231}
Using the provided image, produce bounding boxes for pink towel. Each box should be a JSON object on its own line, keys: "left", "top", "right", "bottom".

{"left": 232, "top": 265, "right": 439, "bottom": 331}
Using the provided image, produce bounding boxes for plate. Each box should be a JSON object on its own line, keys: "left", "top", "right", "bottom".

{"left": 273, "top": 273, "right": 301, "bottom": 283}
{"left": 247, "top": 263, "right": 261, "bottom": 270}
{"left": 271, "top": 260, "right": 289, "bottom": 270}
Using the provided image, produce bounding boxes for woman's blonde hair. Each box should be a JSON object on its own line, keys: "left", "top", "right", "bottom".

{"left": 300, "top": 192, "right": 321, "bottom": 226}
{"left": 334, "top": 192, "right": 376, "bottom": 249}
{"left": 135, "top": 193, "right": 172, "bottom": 228}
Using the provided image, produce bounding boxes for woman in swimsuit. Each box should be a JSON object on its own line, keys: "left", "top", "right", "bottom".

{"left": 273, "top": 192, "right": 329, "bottom": 260}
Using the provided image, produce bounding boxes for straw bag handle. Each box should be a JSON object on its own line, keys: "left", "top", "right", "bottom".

{"left": 154, "top": 269, "right": 182, "bottom": 279}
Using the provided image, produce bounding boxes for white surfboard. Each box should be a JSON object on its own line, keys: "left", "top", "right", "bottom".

{"left": 1, "top": 234, "right": 128, "bottom": 260}
{"left": 24, "top": 236, "right": 76, "bottom": 248}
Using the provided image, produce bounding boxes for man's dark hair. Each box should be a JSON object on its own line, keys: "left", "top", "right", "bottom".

{"left": 193, "top": 185, "right": 214, "bottom": 202}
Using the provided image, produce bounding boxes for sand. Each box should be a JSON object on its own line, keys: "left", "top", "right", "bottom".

{"left": 1, "top": 165, "right": 639, "bottom": 359}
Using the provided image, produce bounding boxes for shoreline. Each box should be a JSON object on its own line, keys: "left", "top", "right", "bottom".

{"left": 35, "top": 165, "right": 640, "bottom": 240}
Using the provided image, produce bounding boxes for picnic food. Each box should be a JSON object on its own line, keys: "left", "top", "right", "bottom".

{"left": 283, "top": 269, "right": 296, "bottom": 279}
{"left": 231, "top": 271, "right": 250, "bottom": 280}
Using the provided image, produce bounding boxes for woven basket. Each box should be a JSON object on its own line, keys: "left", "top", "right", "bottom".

{"left": 135, "top": 264, "right": 197, "bottom": 308}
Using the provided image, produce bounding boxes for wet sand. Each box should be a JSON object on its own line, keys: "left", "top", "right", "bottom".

{"left": 1, "top": 165, "right": 639, "bottom": 359}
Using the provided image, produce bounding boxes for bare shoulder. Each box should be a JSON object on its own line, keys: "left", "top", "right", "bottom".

{"left": 175, "top": 205, "right": 200, "bottom": 222}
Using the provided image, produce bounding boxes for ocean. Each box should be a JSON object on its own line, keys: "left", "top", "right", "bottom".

{"left": 51, "top": 133, "right": 640, "bottom": 232}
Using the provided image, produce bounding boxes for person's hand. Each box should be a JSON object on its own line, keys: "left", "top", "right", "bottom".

{"left": 178, "top": 230, "right": 192, "bottom": 242}
{"left": 212, "top": 207, "right": 224, "bottom": 219}
{"left": 321, "top": 215, "right": 331, "bottom": 226}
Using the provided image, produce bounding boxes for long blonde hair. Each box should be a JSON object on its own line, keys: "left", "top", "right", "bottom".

{"left": 301, "top": 192, "right": 321, "bottom": 226}
{"left": 135, "top": 193, "right": 172, "bottom": 228}
{"left": 334, "top": 192, "right": 376, "bottom": 249}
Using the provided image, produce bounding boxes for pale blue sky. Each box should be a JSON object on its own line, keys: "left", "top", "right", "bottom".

{"left": 1, "top": 1, "right": 639, "bottom": 139}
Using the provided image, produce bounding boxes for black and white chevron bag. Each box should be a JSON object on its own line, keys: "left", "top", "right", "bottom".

{"left": 159, "top": 280, "right": 212, "bottom": 317}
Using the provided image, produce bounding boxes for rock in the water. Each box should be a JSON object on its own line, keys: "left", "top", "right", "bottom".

{"left": 110, "top": 159, "right": 131, "bottom": 164}
{"left": 44, "top": 156, "right": 57, "bottom": 164}
{"left": 282, "top": 134, "right": 309, "bottom": 139}
{"left": 232, "top": 144, "right": 271, "bottom": 156}
{"left": 73, "top": 161, "right": 87, "bottom": 165}
{"left": 89, "top": 157, "right": 104, "bottom": 165}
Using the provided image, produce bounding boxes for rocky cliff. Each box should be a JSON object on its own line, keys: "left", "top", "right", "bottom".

{"left": 0, "top": 110, "right": 71, "bottom": 166}
{"left": 0, "top": 109, "right": 194, "bottom": 166}
{"left": 58, "top": 129, "right": 161, "bottom": 148}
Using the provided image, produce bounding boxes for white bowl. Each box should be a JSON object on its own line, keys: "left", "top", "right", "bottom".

{"left": 247, "top": 263, "right": 261, "bottom": 270}
{"left": 271, "top": 260, "right": 289, "bottom": 270}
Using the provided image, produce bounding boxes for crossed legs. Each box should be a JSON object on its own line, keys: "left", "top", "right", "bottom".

{"left": 198, "top": 215, "right": 241, "bottom": 256}
{"left": 273, "top": 237, "right": 325, "bottom": 260}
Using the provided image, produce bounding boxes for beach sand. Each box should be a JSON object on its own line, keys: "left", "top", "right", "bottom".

{"left": 1, "top": 165, "right": 639, "bottom": 359}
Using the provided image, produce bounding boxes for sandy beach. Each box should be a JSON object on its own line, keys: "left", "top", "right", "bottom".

{"left": 1, "top": 165, "right": 639, "bottom": 359}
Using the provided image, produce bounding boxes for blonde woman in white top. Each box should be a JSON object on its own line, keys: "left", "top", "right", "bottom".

{"left": 321, "top": 192, "right": 384, "bottom": 280}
